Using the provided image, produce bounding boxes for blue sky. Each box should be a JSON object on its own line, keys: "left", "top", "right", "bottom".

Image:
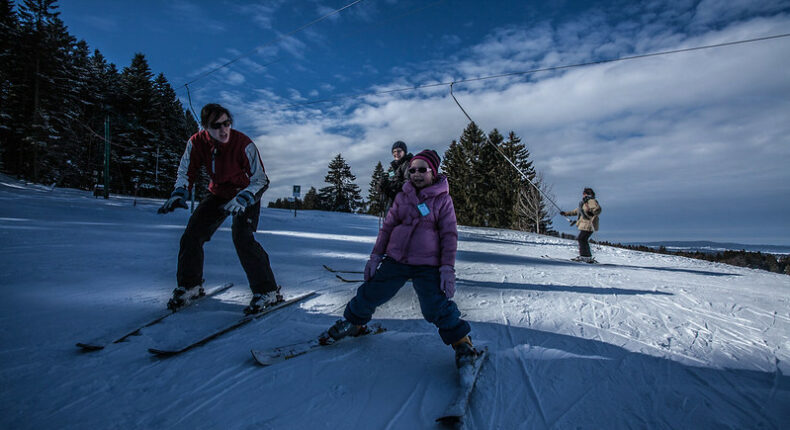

{"left": 57, "top": 0, "right": 790, "bottom": 245}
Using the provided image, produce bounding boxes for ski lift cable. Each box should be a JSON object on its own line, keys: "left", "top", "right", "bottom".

{"left": 184, "top": 83, "right": 200, "bottom": 128}
{"left": 181, "top": 0, "right": 367, "bottom": 89}
{"left": 448, "top": 82, "right": 569, "bottom": 221}
{"left": 280, "top": 32, "right": 790, "bottom": 109}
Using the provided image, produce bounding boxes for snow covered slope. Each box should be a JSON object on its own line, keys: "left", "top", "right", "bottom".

{"left": 1, "top": 175, "right": 788, "bottom": 429}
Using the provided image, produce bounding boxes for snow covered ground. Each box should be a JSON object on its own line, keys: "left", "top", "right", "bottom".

{"left": 1, "top": 175, "right": 788, "bottom": 429}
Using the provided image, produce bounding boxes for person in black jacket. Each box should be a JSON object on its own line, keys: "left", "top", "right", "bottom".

{"left": 377, "top": 140, "right": 413, "bottom": 211}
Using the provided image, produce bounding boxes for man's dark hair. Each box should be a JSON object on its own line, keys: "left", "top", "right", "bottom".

{"left": 200, "top": 103, "right": 233, "bottom": 128}
{"left": 583, "top": 187, "right": 595, "bottom": 198}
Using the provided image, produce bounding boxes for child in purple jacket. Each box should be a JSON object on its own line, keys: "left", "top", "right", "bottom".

{"left": 324, "top": 149, "right": 478, "bottom": 366}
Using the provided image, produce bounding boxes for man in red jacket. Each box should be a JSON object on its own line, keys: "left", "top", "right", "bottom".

{"left": 158, "top": 103, "right": 281, "bottom": 314}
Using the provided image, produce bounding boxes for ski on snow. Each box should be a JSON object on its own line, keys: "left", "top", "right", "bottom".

{"left": 148, "top": 291, "right": 317, "bottom": 358}
{"left": 436, "top": 347, "right": 489, "bottom": 426}
{"left": 321, "top": 264, "right": 363, "bottom": 274}
{"left": 540, "top": 255, "right": 601, "bottom": 265}
{"left": 322, "top": 265, "right": 364, "bottom": 282}
{"left": 250, "top": 323, "right": 386, "bottom": 366}
{"left": 76, "top": 282, "right": 234, "bottom": 351}
{"left": 334, "top": 274, "right": 364, "bottom": 283}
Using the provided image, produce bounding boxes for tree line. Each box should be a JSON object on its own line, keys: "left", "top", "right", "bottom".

{"left": 595, "top": 241, "right": 790, "bottom": 276}
{"left": 0, "top": 0, "right": 198, "bottom": 197}
{"left": 270, "top": 122, "right": 555, "bottom": 235}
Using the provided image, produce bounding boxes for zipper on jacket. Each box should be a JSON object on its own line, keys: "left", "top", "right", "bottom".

{"left": 211, "top": 146, "right": 218, "bottom": 176}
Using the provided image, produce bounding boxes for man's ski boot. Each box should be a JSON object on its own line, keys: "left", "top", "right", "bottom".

{"left": 243, "top": 286, "right": 284, "bottom": 315}
{"left": 167, "top": 285, "right": 205, "bottom": 311}
{"left": 319, "top": 319, "right": 364, "bottom": 345}
{"left": 452, "top": 336, "right": 479, "bottom": 368}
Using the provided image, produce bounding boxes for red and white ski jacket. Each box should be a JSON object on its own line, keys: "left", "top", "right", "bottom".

{"left": 173, "top": 129, "right": 269, "bottom": 201}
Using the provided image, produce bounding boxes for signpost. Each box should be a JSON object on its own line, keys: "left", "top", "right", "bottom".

{"left": 293, "top": 185, "right": 301, "bottom": 217}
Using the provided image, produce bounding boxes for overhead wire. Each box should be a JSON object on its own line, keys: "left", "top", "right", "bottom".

{"left": 278, "top": 32, "right": 790, "bottom": 109}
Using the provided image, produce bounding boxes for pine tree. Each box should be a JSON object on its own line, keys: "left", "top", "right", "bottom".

{"left": 302, "top": 186, "right": 319, "bottom": 210}
{"left": 443, "top": 123, "right": 486, "bottom": 225}
{"left": 501, "top": 131, "right": 554, "bottom": 234}
{"left": 16, "top": 0, "right": 76, "bottom": 182}
{"left": 469, "top": 129, "right": 503, "bottom": 227}
{"left": 367, "top": 161, "right": 387, "bottom": 216}
{"left": 0, "top": 0, "right": 21, "bottom": 172}
{"left": 151, "top": 73, "right": 192, "bottom": 196}
{"left": 83, "top": 50, "right": 122, "bottom": 191}
{"left": 500, "top": 131, "right": 534, "bottom": 230}
{"left": 318, "top": 153, "right": 363, "bottom": 212}
{"left": 116, "top": 53, "right": 156, "bottom": 194}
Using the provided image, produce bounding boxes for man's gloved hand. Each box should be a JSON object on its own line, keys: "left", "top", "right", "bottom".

{"left": 364, "top": 254, "right": 384, "bottom": 281}
{"left": 560, "top": 211, "right": 568, "bottom": 216}
{"left": 223, "top": 191, "right": 255, "bottom": 216}
{"left": 158, "top": 188, "right": 188, "bottom": 214}
{"left": 439, "top": 265, "right": 456, "bottom": 298}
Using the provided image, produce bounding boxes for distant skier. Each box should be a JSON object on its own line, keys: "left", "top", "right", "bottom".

{"left": 560, "top": 187, "right": 602, "bottom": 263}
{"left": 324, "top": 149, "right": 479, "bottom": 367}
{"left": 157, "top": 103, "right": 281, "bottom": 314}
{"left": 377, "top": 140, "right": 413, "bottom": 211}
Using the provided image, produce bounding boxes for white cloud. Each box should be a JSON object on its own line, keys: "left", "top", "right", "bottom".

{"left": 222, "top": 7, "right": 789, "bottom": 242}
{"left": 239, "top": 2, "right": 286, "bottom": 30}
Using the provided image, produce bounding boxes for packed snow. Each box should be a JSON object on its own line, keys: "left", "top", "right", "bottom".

{"left": 0, "top": 175, "right": 788, "bottom": 429}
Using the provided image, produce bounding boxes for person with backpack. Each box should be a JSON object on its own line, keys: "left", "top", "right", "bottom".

{"left": 560, "top": 187, "right": 602, "bottom": 263}
{"left": 377, "top": 140, "right": 413, "bottom": 210}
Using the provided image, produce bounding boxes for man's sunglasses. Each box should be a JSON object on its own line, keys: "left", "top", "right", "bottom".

{"left": 408, "top": 167, "right": 431, "bottom": 174}
{"left": 209, "top": 120, "right": 232, "bottom": 130}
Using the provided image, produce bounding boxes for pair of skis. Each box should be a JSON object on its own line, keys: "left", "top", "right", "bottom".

{"left": 76, "top": 283, "right": 316, "bottom": 357}
{"left": 148, "top": 291, "right": 316, "bottom": 357}
{"left": 76, "top": 282, "right": 234, "bottom": 351}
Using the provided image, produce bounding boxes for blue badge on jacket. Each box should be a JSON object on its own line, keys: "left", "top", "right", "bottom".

{"left": 417, "top": 203, "right": 430, "bottom": 216}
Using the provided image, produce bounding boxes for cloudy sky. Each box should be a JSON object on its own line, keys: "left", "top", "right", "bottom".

{"left": 58, "top": 0, "right": 790, "bottom": 245}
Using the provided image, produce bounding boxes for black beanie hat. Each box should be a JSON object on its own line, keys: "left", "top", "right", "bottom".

{"left": 412, "top": 149, "right": 441, "bottom": 174}
{"left": 391, "top": 141, "right": 407, "bottom": 153}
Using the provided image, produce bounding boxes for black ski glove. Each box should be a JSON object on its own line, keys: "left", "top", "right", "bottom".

{"left": 158, "top": 188, "right": 188, "bottom": 214}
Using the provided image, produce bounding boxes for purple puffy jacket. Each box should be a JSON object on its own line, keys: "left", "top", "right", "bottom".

{"left": 372, "top": 175, "right": 457, "bottom": 267}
